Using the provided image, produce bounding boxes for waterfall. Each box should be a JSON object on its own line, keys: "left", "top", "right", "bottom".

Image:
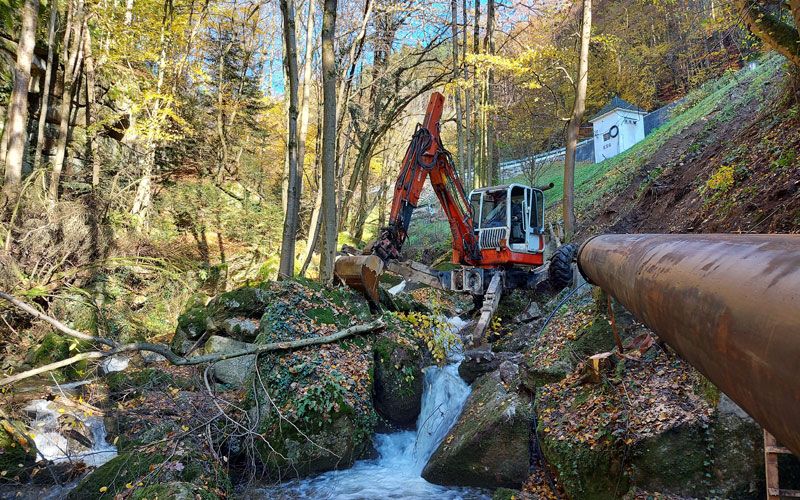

{"left": 25, "top": 399, "right": 117, "bottom": 468}
{"left": 258, "top": 315, "right": 487, "bottom": 499}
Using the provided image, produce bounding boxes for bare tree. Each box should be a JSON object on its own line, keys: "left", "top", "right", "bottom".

{"left": 451, "top": 0, "right": 465, "bottom": 176}
{"left": 319, "top": 0, "right": 338, "bottom": 285}
{"left": 3, "top": 0, "right": 40, "bottom": 196}
{"left": 484, "top": 0, "right": 496, "bottom": 184}
{"left": 563, "top": 0, "right": 591, "bottom": 241}
{"left": 33, "top": 0, "right": 58, "bottom": 169}
{"left": 51, "top": 0, "right": 84, "bottom": 201}
{"left": 278, "top": 0, "right": 302, "bottom": 278}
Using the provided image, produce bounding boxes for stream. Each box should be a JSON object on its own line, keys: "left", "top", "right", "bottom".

{"left": 254, "top": 316, "right": 489, "bottom": 500}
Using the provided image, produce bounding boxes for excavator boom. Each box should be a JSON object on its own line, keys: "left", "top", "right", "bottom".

{"left": 335, "top": 92, "right": 480, "bottom": 304}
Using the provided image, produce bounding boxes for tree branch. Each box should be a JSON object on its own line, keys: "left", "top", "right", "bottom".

{"left": 736, "top": 0, "right": 800, "bottom": 66}
{"left": 0, "top": 291, "right": 385, "bottom": 386}
{"left": 0, "top": 291, "right": 115, "bottom": 347}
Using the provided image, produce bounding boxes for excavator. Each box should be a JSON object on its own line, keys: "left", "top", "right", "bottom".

{"left": 334, "top": 92, "right": 576, "bottom": 343}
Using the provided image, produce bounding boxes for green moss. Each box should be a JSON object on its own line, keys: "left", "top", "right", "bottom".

{"left": 131, "top": 482, "right": 220, "bottom": 500}
{"left": 539, "top": 426, "right": 626, "bottom": 500}
{"left": 68, "top": 452, "right": 166, "bottom": 499}
{"left": 628, "top": 425, "right": 709, "bottom": 494}
{"left": 559, "top": 318, "right": 616, "bottom": 366}
{"left": 106, "top": 368, "right": 186, "bottom": 398}
{"left": 0, "top": 424, "right": 35, "bottom": 482}
{"left": 175, "top": 305, "right": 208, "bottom": 341}
{"left": 492, "top": 488, "right": 521, "bottom": 500}
{"left": 306, "top": 307, "right": 337, "bottom": 325}
{"left": 68, "top": 449, "right": 231, "bottom": 500}
{"left": 28, "top": 332, "right": 90, "bottom": 382}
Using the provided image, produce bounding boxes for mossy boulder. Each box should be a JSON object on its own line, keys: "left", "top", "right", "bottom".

{"left": 422, "top": 373, "right": 532, "bottom": 488}
{"left": 0, "top": 422, "right": 36, "bottom": 482}
{"left": 373, "top": 335, "right": 425, "bottom": 428}
{"left": 67, "top": 449, "right": 231, "bottom": 500}
{"left": 255, "top": 408, "right": 373, "bottom": 477}
{"left": 538, "top": 389, "right": 765, "bottom": 499}
{"left": 26, "top": 332, "right": 90, "bottom": 382}
{"left": 130, "top": 481, "right": 220, "bottom": 500}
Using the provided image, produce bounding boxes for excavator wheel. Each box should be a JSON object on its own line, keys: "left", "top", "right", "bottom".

{"left": 549, "top": 243, "right": 577, "bottom": 291}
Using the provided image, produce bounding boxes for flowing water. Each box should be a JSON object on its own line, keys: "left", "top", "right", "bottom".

{"left": 255, "top": 316, "right": 489, "bottom": 500}
{"left": 25, "top": 399, "right": 118, "bottom": 467}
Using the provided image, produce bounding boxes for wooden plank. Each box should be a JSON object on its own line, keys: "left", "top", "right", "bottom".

{"left": 766, "top": 430, "right": 781, "bottom": 500}
{"left": 766, "top": 445, "right": 794, "bottom": 455}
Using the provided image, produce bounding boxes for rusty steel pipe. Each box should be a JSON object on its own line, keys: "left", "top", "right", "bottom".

{"left": 577, "top": 234, "right": 800, "bottom": 455}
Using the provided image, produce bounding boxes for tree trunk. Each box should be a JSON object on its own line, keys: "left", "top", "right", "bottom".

{"left": 461, "top": 0, "right": 472, "bottom": 189}
{"left": 278, "top": 0, "right": 302, "bottom": 278}
{"left": 472, "top": 0, "right": 481, "bottom": 186}
{"left": 51, "top": 0, "right": 84, "bottom": 201}
{"left": 300, "top": 103, "right": 324, "bottom": 277}
{"left": 319, "top": 0, "right": 338, "bottom": 285}
{"left": 4, "top": 0, "right": 40, "bottom": 195}
{"left": 563, "top": 0, "right": 591, "bottom": 242}
{"left": 83, "top": 19, "right": 100, "bottom": 188}
{"left": 450, "top": 0, "right": 465, "bottom": 178}
{"left": 734, "top": 0, "right": 800, "bottom": 66}
{"left": 484, "top": 0, "right": 496, "bottom": 184}
{"left": 297, "top": 0, "right": 316, "bottom": 176}
{"left": 351, "top": 152, "right": 369, "bottom": 242}
{"left": 33, "top": 0, "right": 58, "bottom": 169}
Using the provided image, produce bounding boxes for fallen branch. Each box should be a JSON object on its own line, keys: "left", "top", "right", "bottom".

{"left": 0, "top": 291, "right": 115, "bottom": 347}
{"left": 106, "top": 319, "right": 386, "bottom": 366}
{"left": 0, "top": 291, "right": 385, "bottom": 386}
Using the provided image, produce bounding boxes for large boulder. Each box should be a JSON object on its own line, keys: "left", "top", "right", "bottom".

{"left": 237, "top": 281, "right": 378, "bottom": 479}
{"left": 422, "top": 372, "right": 532, "bottom": 489}
{"left": 203, "top": 335, "right": 256, "bottom": 386}
{"left": 373, "top": 335, "right": 425, "bottom": 428}
{"left": 459, "top": 349, "right": 522, "bottom": 385}
{"left": 67, "top": 449, "right": 231, "bottom": 500}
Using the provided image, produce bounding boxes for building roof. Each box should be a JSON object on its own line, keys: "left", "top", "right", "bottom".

{"left": 590, "top": 96, "right": 646, "bottom": 122}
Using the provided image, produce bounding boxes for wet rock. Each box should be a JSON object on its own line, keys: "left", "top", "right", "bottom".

{"left": 130, "top": 481, "right": 220, "bottom": 499}
{"left": 204, "top": 335, "right": 256, "bottom": 386}
{"left": 422, "top": 372, "right": 532, "bottom": 488}
{"left": 0, "top": 421, "right": 36, "bottom": 482}
{"left": 67, "top": 449, "right": 231, "bottom": 500}
{"left": 373, "top": 336, "right": 425, "bottom": 428}
{"left": 498, "top": 360, "right": 520, "bottom": 385}
{"left": 458, "top": 349, "right": 522, "bottom": 384}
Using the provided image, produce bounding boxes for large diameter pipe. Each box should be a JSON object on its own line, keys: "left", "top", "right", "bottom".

{"left": 577, "top": 234, "right": 800, "bottom": 455}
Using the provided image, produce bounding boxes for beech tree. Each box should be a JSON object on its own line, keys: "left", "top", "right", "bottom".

{"left": 3, "top": 0, "right": 39, "bottom": 195}
{"left": 320, "top": 0, "right": 338, "bottom": 285}
{"left": 278, "top": 0, "right": 302, "bottom": 278}
{"left": 563, "top": 0, "right": 591, "bottom": 241}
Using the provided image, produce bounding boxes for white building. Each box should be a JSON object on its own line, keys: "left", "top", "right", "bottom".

{"left": 590, "top": 96, "right": 647, "bottom": 162}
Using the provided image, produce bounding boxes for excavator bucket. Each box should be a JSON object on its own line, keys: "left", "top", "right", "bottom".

{"left": 334, "top": 255, "right": 385, "bottom": 306}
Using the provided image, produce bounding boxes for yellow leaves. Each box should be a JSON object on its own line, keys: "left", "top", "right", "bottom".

{"left": 99, "top": 486, "right": 108, "bottom": 493}
{"left": 705, "top": 164, "right": 735, "bottom": 192}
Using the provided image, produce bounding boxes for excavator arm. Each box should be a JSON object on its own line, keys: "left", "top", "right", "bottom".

{"left": 370, "top": 92, "right": 480, "bottom": 265}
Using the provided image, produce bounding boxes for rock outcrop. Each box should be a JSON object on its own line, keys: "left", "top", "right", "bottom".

{"left": 373, "top": 336, "right": 425, "bottom": 428}
{"left": 422, "top": 372, "right": 532, "bottom": 489}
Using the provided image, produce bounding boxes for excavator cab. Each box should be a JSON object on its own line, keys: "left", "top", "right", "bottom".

{"left": 468, "top": 184, "right": 546, "bottom": 267}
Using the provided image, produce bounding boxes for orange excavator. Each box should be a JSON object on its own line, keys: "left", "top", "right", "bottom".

{"left": 335, "top": 92, "right": 576, "bottom": 342}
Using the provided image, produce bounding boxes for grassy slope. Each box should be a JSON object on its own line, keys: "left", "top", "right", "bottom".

{"left": 508, "top": 55, "right": 798, "bottom": 233}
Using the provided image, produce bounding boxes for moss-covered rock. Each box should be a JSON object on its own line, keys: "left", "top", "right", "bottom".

{"left": 130, "top": 481, "right": 220, "bottom": 500}
{"left": 0, "top": 422, "right": 36, "bottom": 482}
{"left": 67, "top": 449, "right": 231, "bottom": 500}
{"left": 422, "top": 373, "right": 532, "bottom": 489}
{"left": 373, "top": 336, "right": 424, "bottom": 428}
{"left": 26, "top": 332, "right": 90, "bottom": 382}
